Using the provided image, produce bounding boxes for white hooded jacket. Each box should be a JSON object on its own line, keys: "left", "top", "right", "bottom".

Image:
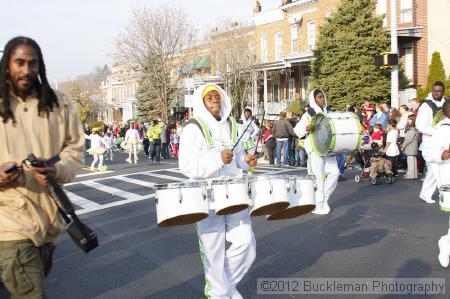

{"left": 294, "top": 89, "right": 330, "bottom": 154}
{"left": 238, "top": 107, "right": 260, "bottom": 141}
{"left": 179, "top": 84, "right": 249, "bottom": 179}
{"left": 416, "top": 93, "right": 446, "bottom": 150}
{"left": 422, "top": 117, "right": 450, "bottom": 186}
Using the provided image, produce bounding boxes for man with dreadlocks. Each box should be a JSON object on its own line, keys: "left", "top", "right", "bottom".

{"left": 0, "top": 37, "right": 84, "bottom": 298}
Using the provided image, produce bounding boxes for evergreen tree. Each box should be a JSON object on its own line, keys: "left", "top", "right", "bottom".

{"left": 311, "top": 0, "right": 390, "bottom": 109}
{"left": 426, "top": 52, "right": 446, "bottom": 91}
{"left": 418, "top": 52, "right": 447, "bottom": 99}
{"left": 446, "top": 75, "right": 450, "bottom": 97}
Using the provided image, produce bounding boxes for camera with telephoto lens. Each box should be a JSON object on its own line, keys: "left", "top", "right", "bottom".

{"left": 27, "top": 153, "right": 99, "bottom": 253}
{"left": 65, "top": 215, "right": 99, "bottom": 253}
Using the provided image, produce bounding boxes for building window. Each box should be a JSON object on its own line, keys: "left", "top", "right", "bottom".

{"left": 248, "top": 41, "right": 255, "bottom": 63}
{"left": 290, "top": 25, "right": 298, "bottom": 54}
{"left": 275, "top": 32, "right": 282, "bottom": 60}
{"left": 307, "top": 21, "right": 316, "bottom": 50}
{"left": 404, "top": 47, "right": 413, "bottom": 81}
{"left": 261, "top": 36, "right": 268, "bottom": 63}
{"left": 272, "top": 83, "right": 280, "bottom": 102}
{"left": 400, "top": 0, "right": 413, "bottom": 23}
{"left": 288, "top": 78, "right": 295, "bottom": 101}
{"left": 376, "top": 0, "right": 387, "bottom": 26}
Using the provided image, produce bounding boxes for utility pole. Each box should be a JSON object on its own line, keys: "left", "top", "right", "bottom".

{"left": 390, "top": 0, "right": 399, "bottom": 108}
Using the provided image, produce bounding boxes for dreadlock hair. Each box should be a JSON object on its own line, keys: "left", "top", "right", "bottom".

{"left": 0, "top": 36, "right": 59, "bottom": 124}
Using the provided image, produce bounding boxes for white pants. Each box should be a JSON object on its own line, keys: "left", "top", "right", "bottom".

{"left": 128, "top": 144, "right": 138, "bottom": 161}
{"left": 91, "top": 154, "right": 104, "bottom": 170}
{"left": 405, "top": 156, "right": 418, "bottom": 179}
{"left": 308, "top": 152, "right": 340, "bottom": 205}
{"left": 420, "top": 161, "right": 438, "bottom": 200}
{"left": 197, "top": 209, "right": 256, "bottom": 299}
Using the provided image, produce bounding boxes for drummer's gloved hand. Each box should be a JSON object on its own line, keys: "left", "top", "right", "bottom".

{"left": 221, "top": 149, "right": 233, "bottom": 165}
{"left": 306, "top": 124, "right": 313, "bottom": 133}
{"left": 442, "top": 149, "right": 450, "bottom": 161}
{"left": 245, "top": 154, "right": 258, "bottom": 167}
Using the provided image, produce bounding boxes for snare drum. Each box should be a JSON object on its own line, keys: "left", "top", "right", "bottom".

{"left": 211, "top": 177, "right": 251, "bottom": 215}
{"left": 439, "top": 185, "right": 450, "bottom": 213}
{"left": 249, "top": 175, "right": 290, "bottom": 216}
{"left": 154, "top": 181, "right": 209, "bottom": 227}
{"left": 311, "top": 112, "right": 362, "bottom": 156}
{"left": 268, "top": 175, "right": 316, "bottom": 220}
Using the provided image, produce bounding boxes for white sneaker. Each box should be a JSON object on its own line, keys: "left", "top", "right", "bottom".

{"left": 231, "top": 289, "right": 243, "bottom": 299}
{"left": 312, "top": 203, "right": 323, "bottom": 214}
{"left": 419, "top": 195, "right": 435, "bottom": 204}
{"left": 126, "top": 158, "right": 132, "bottom": 164}
{"left": 438, "top": 236, "right": 450, "bottom": 268}
{"left": 313, "top": 205, "right": 330, "bottom": 215}
{"left": 321, "top": 203, "right": 331, "bottom": 214}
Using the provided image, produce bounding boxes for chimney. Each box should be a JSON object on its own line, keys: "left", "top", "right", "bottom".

{"left": 282, "top": 0, "right": 292, "bottom": 5}
{"left": 253, "top": 1, "right": 261, "bottom": 14}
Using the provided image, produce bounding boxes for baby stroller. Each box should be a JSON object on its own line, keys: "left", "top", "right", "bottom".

{"left": 354, "top": 143, "right": 394, "bottom": 185}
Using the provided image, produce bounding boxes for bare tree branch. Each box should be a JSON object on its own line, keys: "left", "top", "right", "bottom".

{"left": 114, "top": 3, "right": 197, "bottom": 122}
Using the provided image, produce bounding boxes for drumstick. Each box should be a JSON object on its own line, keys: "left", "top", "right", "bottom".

{"left": 231, "top": 118, "right": 254, "bottom": 152}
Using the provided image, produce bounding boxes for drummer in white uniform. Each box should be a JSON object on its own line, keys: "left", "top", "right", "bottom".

{"left": 416, "top": 81, "right": 447, "bottom": 203}
{"left": 294, "top": 89, "right": 340, "bottom": 215}
{"left": 179, "top": 84, "right": 257, "bottom": 299}
{"left": 422, "top": 99, "right": 450, "bottom": 267}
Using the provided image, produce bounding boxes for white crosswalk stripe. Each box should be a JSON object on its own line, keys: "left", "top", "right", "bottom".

{"left": 139, "top": 172, "right": 186, "bottom": 181}
{"left": 113, "top": 176, "right": 156, "bottom": 188}
{"left": 66, "top": 166, "right": 303, "bottom": 215}
{"left": 65, "top": 190, "right": 102, "bottom": 209}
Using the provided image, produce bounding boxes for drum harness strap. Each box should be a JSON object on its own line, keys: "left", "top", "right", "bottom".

{"left": 422, "top": 99, "right": 444, "bottom": 126}
{"left": 186, "top": 116, "right": 238, "bottom": 146}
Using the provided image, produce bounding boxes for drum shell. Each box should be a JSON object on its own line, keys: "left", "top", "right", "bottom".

{"left": 250, "top": 176, "right": 290, "bottom": 216}
{"left": 155, "top": 185, "right": 208, "bottom": 227}
{"left": 268, "top": 176, "right": 316, "bottom": 220}
{"left": 211, "top": 179, "right": 251, "bottom": 215}
{"left": 439, "top": 185, "right": 450, "bottom": 212}
{"left": 311, "top": 112, "right": 361, "bottom": 156}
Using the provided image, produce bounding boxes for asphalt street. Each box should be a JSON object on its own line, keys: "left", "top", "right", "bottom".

{"left": 1, "top": 152, "right": 449, "bottom": 299}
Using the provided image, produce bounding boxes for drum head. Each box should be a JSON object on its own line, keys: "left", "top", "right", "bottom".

{"left": 250, "top": 202, "right": 290, "bottom": 216}
{"left": 311, "top": 113, "right": 332, "bottom": 156}
{"left": 158, "top": 213, "right": 208, "bottom": 227}
{"left": 267, "top": 204, "right": 315, "bottom": 220}
{"left": 216, "top": 204, "right": 249, "bottom": 216}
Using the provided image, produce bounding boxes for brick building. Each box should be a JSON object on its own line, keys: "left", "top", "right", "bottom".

{"left": 100, "top": 64, "right": 139, "bottom": 124}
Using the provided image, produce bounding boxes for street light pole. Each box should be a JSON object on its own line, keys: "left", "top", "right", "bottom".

{"left": 390, "top": 0, "right": 399, "bottom": 108}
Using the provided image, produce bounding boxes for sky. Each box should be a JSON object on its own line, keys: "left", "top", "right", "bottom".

{"left": 0, "top": 0, "right": 279, "bottom": 85}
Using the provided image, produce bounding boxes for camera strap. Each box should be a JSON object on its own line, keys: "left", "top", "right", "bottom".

{"left": 28, "top": 153, "right": 99, "bottom": 253}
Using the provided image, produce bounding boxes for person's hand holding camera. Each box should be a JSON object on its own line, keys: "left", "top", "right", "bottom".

{"left": 0, "top": 162, "right": 21, "bottom": 184}
{"left": 29, "top": 158, "right": 57, "bottom": 188}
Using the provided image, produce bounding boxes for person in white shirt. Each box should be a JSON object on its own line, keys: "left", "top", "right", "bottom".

{"left": 422, "top": 99, "right": 450, "bottom": 267}
{"left": 124, "top": 121, "right": 140, "bottom": 164}
{"left": 103, "top": 132, "right": 114, "bottom": 161}
{"left": 294, "top": 89, "right": 340, "bottom": 215}
{"left": 396, "top": 105, "right": 412, "bottom": 141}
{"left": 238, "top": 107, "right": 259, "bottom": 153}
{"left": 179, "top": 84, "right": 257, "bottom": 299}
{"left": 86, "top": 127, "right": 109, "bottom": 171}
{"left": 416, "top": 81, "right": 447, "bottom": 203}
{"left": 384, "top": 119, "right": 399, "bottom": 176}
